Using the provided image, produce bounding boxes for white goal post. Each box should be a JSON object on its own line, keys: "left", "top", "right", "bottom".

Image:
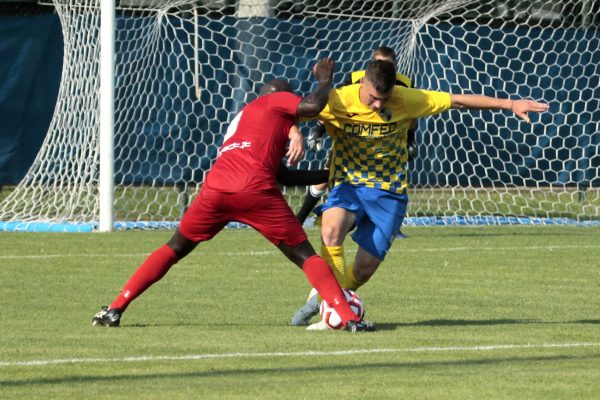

{"left": 0, "top": 0, "right": 598, "bottom": 232}
{"left": 99, "top": 0, "right": 116, "bottom": 232}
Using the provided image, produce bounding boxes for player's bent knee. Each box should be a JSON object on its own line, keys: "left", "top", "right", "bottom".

{"left": 321, "top": 224, "right": 344, "bottom": 246}
{"left": 167, "top": 229, "right": 199, "bottom": 259}
{"left": 278, "top": 240, "right": 317, "bottom": 268}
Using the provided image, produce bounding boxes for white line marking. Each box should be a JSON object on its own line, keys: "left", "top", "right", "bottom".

{"left": 1, "top": 342, "right": 598, "bottom": 368}
{"left": 0, "top": 253, "right": 148, "bottom": 260}
{"left": 0, "top": 244, "right": 599, "bottom": 260}
{"left": 412, "top": 244, "right": 600, "bottom": 253}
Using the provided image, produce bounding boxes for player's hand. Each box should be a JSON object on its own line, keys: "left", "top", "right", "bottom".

{"left": 510, "top": 99, "right": 549, "bottom": 123}
{"left": 286, "top": 125, "right": 305, "bottom": 166}
{"left": 313, "top": 58, "right": 334, "bottom": 84}
{"left": 307, "top": 123, "right": 326, "bottom": 152}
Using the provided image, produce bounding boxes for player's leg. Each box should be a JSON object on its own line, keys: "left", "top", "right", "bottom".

{"left": 320, "top": 205, "right": 357, "bottom": 285}
{"left": 92, "top": 229, "right": 198, "bottom": 327}
{"left": 113, "top": 229, "right": 198, "bottom": 311}
{"left": 347, "top": 187, "right": 408, "bottom": 290}
{"left": 318, "top": 183, "right": 361, "bottom": 287}
{"left": 346, "top": 247, "right": 381, "bottom": 290}
{"left": 278, "top": 240, "right": 373, "bottom": 332}
{"left": 92, "top": 189, "right": 226, "bottom": 327}
{"left": 238, "top": 189, "right": 373, "bottom": 331}
{"left": 296, "top": 147, "right": 331, "bottom": 225}
{"left": 295, "top": 182, "right": 327, "bottom": 225}
{"left": 291, "top": 183, "right": 359, "bottom": 325}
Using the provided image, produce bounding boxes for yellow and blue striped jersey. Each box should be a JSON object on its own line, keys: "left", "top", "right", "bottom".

{"left": 318, "top": 84, "right": 451, "bottom": 193}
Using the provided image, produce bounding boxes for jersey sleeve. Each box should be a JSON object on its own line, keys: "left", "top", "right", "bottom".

{"left": 265, "top": 91, "right": 302, "bottom": 117}
{"left": 400, "top": 88, "right": 452, "bottom": 119}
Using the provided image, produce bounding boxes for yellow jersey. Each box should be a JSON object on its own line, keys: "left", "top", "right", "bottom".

{"left": 318, "top": 84, "right": 451, "bottom": 193}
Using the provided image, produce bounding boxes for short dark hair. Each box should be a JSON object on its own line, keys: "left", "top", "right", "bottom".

{"left": 259, "top": 79, "right": 293, "bottom": 96}
{"left": 372, "top": 46, "right": 397, "bottom": 64}
{"left": 364, "top": 60, "right": 396, "bottom": 93}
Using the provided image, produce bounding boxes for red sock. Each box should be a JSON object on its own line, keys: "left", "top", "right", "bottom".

{"left": 302, "top": 255, "right": 360, "bottom": 324}
{"left": 110, "top": 245, "right": 178, "bottom": 312}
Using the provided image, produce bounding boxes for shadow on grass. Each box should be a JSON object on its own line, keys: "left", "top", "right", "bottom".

{"left": 377, "top": 318, "right": 600, "bottom": 330}
{"left": 407, "top": 230, "right": 598, "bottom": 239}
{"left": 123, "top": 322, "right": 276, "bottom": 328}
{"left": 119, "top": 318, "right": 600, "bottom": 330}
{"left": 2, "top": 353, "right": 600, "bottom": 388}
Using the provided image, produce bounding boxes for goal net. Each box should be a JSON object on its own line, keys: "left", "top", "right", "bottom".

{"left": 0, "top": 0, "right": 598, "bottom": 231}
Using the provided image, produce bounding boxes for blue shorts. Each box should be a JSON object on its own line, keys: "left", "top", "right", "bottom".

{"left": 315, "top": 183, "right": 408, "bottom": 261}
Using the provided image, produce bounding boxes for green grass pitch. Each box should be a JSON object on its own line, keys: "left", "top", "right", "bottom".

{"left": 1, "top": 225, "right": 599, "bottom": 399}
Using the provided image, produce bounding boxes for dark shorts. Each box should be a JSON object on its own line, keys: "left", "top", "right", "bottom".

{"left": 179, "top": 187, "right": 307, "bottom": 247}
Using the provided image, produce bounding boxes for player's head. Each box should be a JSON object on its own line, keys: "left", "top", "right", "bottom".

{"left": 372, "top": 46, "right": 398, "bottom": 67}
{"left": 259, "top": 79, "right": 293, "bottom": 97}
{"left": 360, "top": 60, "right": 396, "bottom": 111}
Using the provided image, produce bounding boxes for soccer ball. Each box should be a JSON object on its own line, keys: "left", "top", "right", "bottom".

{"left": 319, "top": 289, "right": 365, "bottom": 330}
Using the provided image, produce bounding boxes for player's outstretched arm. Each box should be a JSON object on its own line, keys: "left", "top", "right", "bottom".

{"left": 276, "top": 162, "right": 329, "bottom": 187}
{"left": 450, "top": 94, "right": 549, "bottom": 123}
{"left": 297, "top": 58, "right": 335, "bottom": 118}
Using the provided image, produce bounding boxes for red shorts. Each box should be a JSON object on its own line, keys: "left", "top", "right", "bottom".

{"left": 178, "top": 187, "right": 307, "bottom": 247}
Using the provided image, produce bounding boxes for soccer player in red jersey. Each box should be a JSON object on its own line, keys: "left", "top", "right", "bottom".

{"left": 92, "top": 58, "right": 375, "bottom": 332}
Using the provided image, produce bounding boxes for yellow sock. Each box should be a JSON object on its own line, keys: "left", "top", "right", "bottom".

{"left": 345, "top": 263, "right": 366, "bottom": 291}
{"left": 320, "top": 244, "right": 346, "bottom": 286}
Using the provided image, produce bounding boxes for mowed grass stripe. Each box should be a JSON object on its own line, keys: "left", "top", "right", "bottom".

{"left": 1, "top": 244, "right": 598, "bottom": 260}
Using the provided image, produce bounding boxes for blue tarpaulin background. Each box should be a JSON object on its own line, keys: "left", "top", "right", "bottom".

{"left": 0, "top": 12, "right": 598, "bottom": 187}
{"left": 0, "top": 12, "right": 62, "bottom": 184}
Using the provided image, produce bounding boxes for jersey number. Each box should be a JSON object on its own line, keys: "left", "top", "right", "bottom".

{"left": 223, "top": 111, "right": 243, "bottom": 144}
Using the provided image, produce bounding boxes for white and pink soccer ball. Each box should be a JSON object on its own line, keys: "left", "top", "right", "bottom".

{"left": 319, "top": 289, "right": 365, "bottom": 330}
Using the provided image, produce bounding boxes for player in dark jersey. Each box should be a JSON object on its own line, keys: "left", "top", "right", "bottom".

{"left": 91, "top": 59, "right": 375, "bottom": 332}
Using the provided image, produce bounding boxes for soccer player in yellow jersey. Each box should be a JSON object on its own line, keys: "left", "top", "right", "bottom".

{"left": 292, "top": 59, "right": 549, "bottom": 328}
{"left": 296, "top": 46, "right": 416, "bottom": 225}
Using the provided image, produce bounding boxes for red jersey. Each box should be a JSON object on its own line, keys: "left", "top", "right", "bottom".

{"left": 203, "top": 91, "right": 302, "bottom": 192}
